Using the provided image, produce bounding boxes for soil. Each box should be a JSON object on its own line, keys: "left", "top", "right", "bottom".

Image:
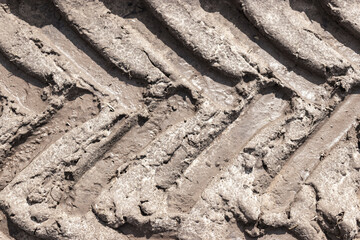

{"left": 1, "top": 0, "right": 360, "bottom": 239}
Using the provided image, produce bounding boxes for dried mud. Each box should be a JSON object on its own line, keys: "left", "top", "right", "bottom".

{"left": 1, "top": 0, "right": 360, "bottom": 240}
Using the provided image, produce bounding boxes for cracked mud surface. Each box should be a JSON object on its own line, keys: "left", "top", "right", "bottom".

{"left": 1, "top": 0, "right": 360, "bottom": 239}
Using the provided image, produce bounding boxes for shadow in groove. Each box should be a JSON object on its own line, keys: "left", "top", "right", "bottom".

{"left": 0, "top": 52, "right": 46, "bottom": 89}
{"left": 6, "top": 0, "right": 146, "bottom": 89}
{"left": 199, "top": 0, "right": 325, "bottom": 86}
{"left": 101, "top": 0, "right": 241, "bottom": 88}
{"left": 289, "top": 0, "right": 360, "bottom": 60}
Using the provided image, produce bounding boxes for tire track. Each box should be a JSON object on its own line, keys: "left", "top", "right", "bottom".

{"left": 63, "top": 93, "right": 195, "bottom": 215}
{"left": 0, "top": 53, "right": 47, "bottom": 115}
{"left": 237, "top": 0, "right": 352, "bottom": 78}
{"left": 0, "top": 109, "right": 136, "bottom": 239}
{"left": 0, "top": 0, "right": 123, "bottom": 103}
{"left": 167, "top": 91, "right": 289, "bottom": 213}
{"left": 287, "top": 0, "right": 360, "bottom": 91}
{"left": 288, "top": 131, "right": 360, "bottom": 240}
{"left": 52, "top": 0, "right": 172, "bottom": 85}
{"left": 165, "top": 93, "right": 329, "bottom": 239}
{"left": 305, "top": 131, "right": 360, "bottom": 240}
{"left": 260, "top": 91, "right": 360, "bottom": 236}
{"left": 51, "top": 0, "right": 244, "bottom": 109}
{"left": 143, "top": 0, "right": 258, "bottom": 80}
{"left": 0, "top": 89, "right": 100, "bottom": 190}
{"left": 320, "top": 0, "right": 360, "bottom": 39}
{"left": 0, "top": 0, "right": 359, "bottom": 239}
{"left": 101, "top": 0, "right": 241, "bottom": 109}
{"left": 93, "top": 103, "right": 242, "bottom": 231}
{"left": 146, "top": 0, "right": 331, "bottom": 104}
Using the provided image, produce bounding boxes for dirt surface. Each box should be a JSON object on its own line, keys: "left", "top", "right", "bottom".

{"left": 1, "top": 0, "right": 360, "bottom": 239}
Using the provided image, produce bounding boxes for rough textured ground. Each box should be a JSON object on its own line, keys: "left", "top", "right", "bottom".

{"left": 1, "top": 0, "right": 360, "bottom": 239}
